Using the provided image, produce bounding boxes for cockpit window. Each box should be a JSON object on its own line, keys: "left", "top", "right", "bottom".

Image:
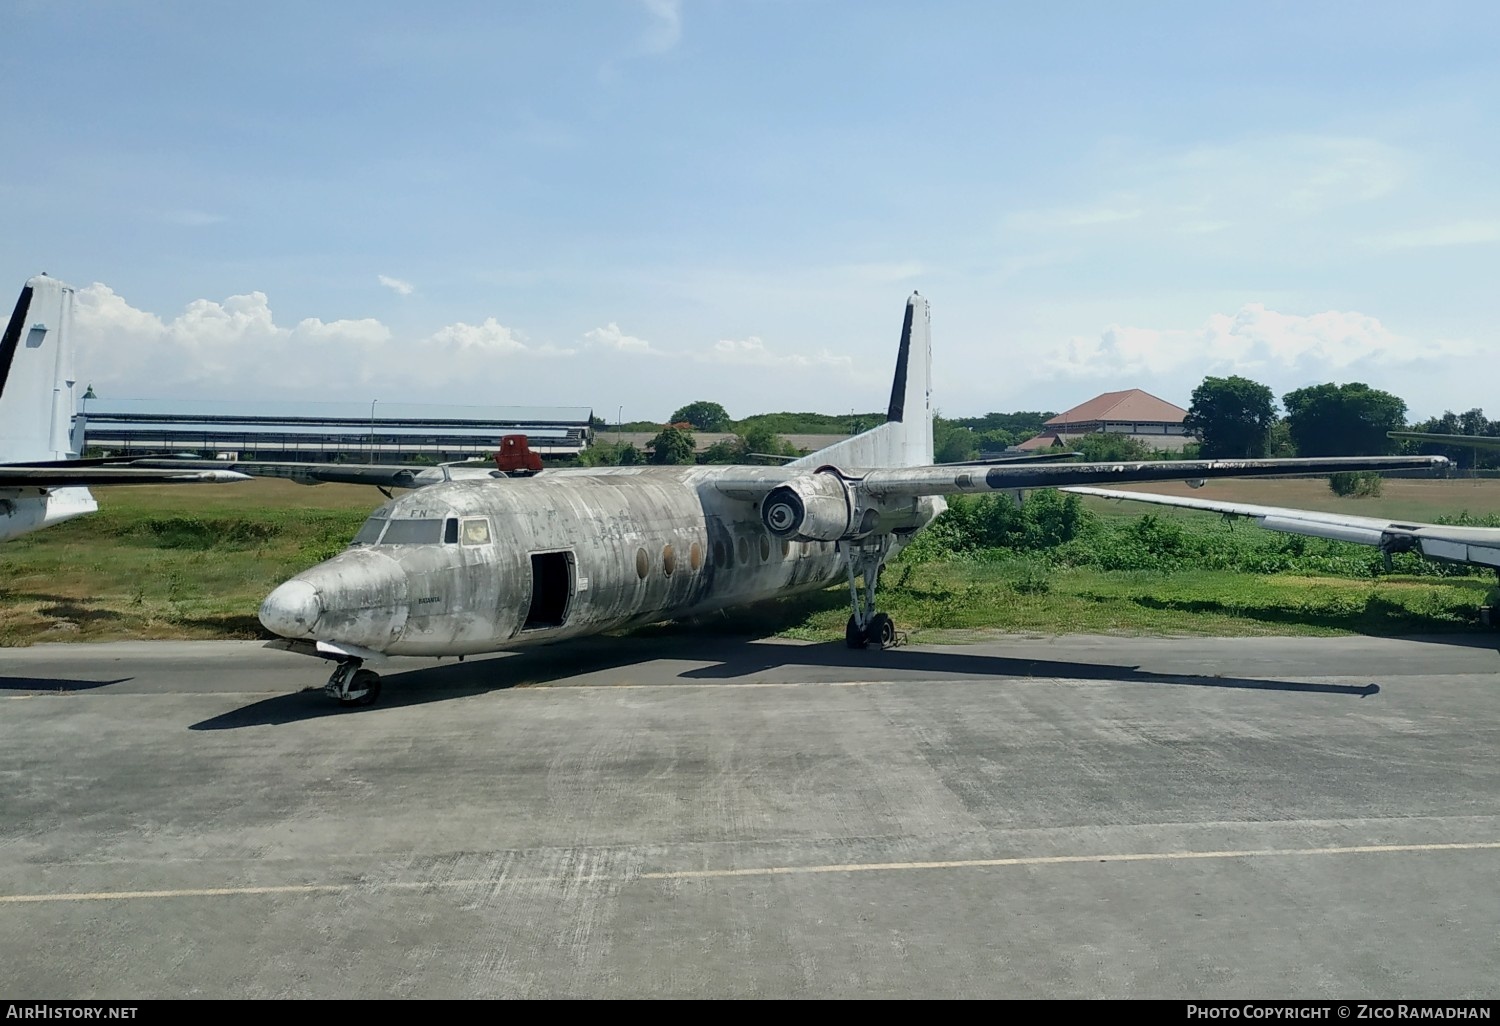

{"left": 351, "top": 515, "right": 387, "bottom": 545}
{"left": 460, "top": 517, "right": 492, "bottom": 546}
{"left": 377, "top": 518, "right": 445, "bottom": 545}
{"left": 444, "top": 518, "right": 459, "bottom": 544}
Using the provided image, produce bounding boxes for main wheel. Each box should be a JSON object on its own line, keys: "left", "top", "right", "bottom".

{"left": 340, "top": 668, "right": 382, "bottom": 707}
{"left": 845, "top": 615, "right": 868, "bottom": 649}
{"left": 868, "top": 612, "right": 895, "bottom": 649}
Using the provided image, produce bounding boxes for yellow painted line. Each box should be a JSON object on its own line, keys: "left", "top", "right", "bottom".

{"left": 640, "top": 840, "right": 1500, "bottom": 880}
{"left": 2, "top": 841, "right": 1497, "bottom": 904}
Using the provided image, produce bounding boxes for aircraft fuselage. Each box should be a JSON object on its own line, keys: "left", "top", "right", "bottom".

{"left": 259, "top": 467, "right": 904, "bottom": 657}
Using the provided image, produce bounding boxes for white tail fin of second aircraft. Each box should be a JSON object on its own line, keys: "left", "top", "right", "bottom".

{"left": 0, "top": 274, "right": 79, "bottom": 464}
{"left": 789, "top": 291, "right": 933, "bottom": 471}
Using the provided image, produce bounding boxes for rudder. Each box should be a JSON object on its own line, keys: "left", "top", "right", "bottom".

{"left": 0, "top": 274, "right": 78, "bottom": 463}
{"left": 789, "top": 291, "right": 933, "bottom": 470}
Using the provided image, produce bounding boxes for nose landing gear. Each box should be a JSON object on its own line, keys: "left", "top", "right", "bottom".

{"left": 325, "top": 659, "right": 382, "bottom": 707}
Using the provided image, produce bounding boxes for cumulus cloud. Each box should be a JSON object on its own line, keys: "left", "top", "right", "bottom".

{"left": 71, "top": 285, "right": 574, "bottom": 400}
{"left": 67, "top": 282, "right": 870, "bottom": 414}
{"left": 378, "top": 274, "right": 414, "bottom": 296}
{"left": 585, "top": 322, "right": 659, "bottom": 354}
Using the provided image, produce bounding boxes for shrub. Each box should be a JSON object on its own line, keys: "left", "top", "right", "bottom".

{"left": 1329, "top": 471, "right": 1384, "bottom": 498}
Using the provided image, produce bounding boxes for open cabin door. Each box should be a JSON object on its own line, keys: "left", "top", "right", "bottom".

{"left": 523, "top": 550, "right": 575, "bottom": 630}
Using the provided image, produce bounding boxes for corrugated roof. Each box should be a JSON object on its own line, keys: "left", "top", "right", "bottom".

{"left": 78, "top": 398, "right": 592, "bottom": 424}
{"left": 1045, "top": 390, "right": 1186, "bottom": 426}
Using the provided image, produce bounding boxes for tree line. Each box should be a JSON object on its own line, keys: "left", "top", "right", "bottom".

{"left": 575, "top": 385, "right": 1492, "bottom": 467}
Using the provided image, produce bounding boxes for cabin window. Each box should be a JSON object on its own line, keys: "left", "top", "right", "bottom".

{"left": 662, "top": 544, "right": 676, "bottom": 576}
{"left": 444, "top": 518, "right": 459, "bottom": 544}
{"left": 758, "top": 535, "right": 771, "bottom": 563}
{"left": 460, "top": 517, "right": 491, "bottom": 546}
{"left": 736, "top": 536, "right": 750, "bottom": 565}
{"left": 689, "top": 541, "right": 703, "bottom": 572}
{"left": 351, "top": 515, "right": 388, "bottom": 545}
{"left": 378, "top": 518, "right": 445, "bottom": 545}
{"left": 635, "top": 547, "right": 650, "bottom": 580}
{"left": 713, "top": 540, "right": 726, "bottom": 566}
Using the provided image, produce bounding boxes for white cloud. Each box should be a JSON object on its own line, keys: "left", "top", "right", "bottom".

{"left": 1045, "top": 303, "right": 1482, "bottom": 381}
{"left": 707, "top": 337, "right": 853, "bottom": 370}
{"left": 377, "top": 274, "right": 414, "bottom": 296}
{"left": 1004, "top": 135, "right": 1407, "bottom": 239}
{"left": 72, "top": 285, "right": 573, "bottom": 400}
{"left": 585, "top": 322, "right": 659, "bottom": 353}
{"left": 1006, "top": 201, "right": 1144, "bottom": 231}
{"left": 425, "top": 318, "right": 527, "bottom": 353}
{"left": 638, "top": 0, "right": 682, "bottom": 54}
{"left": 1035, "top": 302, "right": 1483, "bottom": 418}
{"left": 1366, "top": 220, "right": 1500, "bottom": 252}
{"left": 67, "top": 282, "right": 879, "bottom": 417}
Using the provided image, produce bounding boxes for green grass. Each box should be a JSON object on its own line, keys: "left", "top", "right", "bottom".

{"left": 0, "top": 489, "right": 368, "bottom": 645}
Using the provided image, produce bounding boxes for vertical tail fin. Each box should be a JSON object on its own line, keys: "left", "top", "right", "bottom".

{"left": 0, "top": 275, "right": 78, "bottom": 463}
{"left": 789, "top": 291, "right": 933, "bottom": 470}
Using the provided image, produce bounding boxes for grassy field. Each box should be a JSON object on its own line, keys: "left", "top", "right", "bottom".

{"left": 3, "top": 476, "right": 1499, "bottom": 647}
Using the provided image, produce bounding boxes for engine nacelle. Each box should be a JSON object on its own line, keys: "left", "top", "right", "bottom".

{"left": 761, "top": 473, "right": 852, "bottom": 542}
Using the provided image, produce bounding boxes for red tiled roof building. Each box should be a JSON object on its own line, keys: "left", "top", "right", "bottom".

{"left": 1015, "top": 389, "right": 1190, "bottom": 452}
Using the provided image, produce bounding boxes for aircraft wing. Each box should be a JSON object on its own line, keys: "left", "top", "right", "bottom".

{"left": 124, "top": 459, "right": 505, "bottom": 489}
{"left": 1059, "top": 484, "right": 1500, "bottom": 570}
{"left": 851, "top": 455, "right": 1448, "bottom": 499}
{"left": 0, "top": 464, "right": 250, "bottom": 486}
{"left": 1389, "top": 432, "right": 1500, "bottom": 450}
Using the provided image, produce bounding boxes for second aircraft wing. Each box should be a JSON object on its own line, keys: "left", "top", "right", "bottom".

{"left": 1059, "top": 484, "right": 1500, "bottom": 571}
{"left": 0, "top": 464, "right": 250, "bottom": 486}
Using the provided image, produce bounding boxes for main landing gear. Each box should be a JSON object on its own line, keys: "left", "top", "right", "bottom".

{"left": 325, "top": 659, "right": 382, "bottom": 707}
{"left": 844, "top": 536, "right": 900, "bottom": 650}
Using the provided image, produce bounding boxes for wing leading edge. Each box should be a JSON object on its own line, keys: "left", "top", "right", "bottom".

{"left": 0, "top": 465, "right": 250, "bottom": 486}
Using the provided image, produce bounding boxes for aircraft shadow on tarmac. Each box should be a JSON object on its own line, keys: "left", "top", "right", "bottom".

{"left": 0, "top": 676, "right": 132, "bottom": 693}
{"left": 188, "top": 634, "right": 1384, "bottom": 730}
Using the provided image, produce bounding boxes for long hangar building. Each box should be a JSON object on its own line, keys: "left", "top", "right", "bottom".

{"left": 76, "top": 399, "right": 594, "bottom": 463}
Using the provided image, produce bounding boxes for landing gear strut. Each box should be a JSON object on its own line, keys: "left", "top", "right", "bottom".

{"left": 844, "top": 536, "right": 899, "bottom": 650}
{"left": 325, "top": 659, "right": 382, "bottom": 707}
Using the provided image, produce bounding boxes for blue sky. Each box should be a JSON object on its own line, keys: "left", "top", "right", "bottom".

{"left": 3, "top": 1, "right": 1498, "bottom": 423}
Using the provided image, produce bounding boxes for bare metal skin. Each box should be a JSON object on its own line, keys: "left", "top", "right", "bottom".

{"left": 258, "top": 293, "right": 1448, "bottom": 706}
{"left": 260, "top": 466, "right": 922, "bottom": 658}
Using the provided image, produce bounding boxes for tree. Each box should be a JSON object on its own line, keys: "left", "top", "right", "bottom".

{"left": 668, "top": 401, "right": 731, "bottom": 432}
{"left": 1282, "top": 383, "right": 1407, "bottom": 457}
{"left": 1401, "top": 408, "right": 1500, "bottom": 470}
{"left": 646, "top": 426, "right": 697, "bottom": 465}
{"left": 934, "top": 416, "right": 979, "bottom": 464}
{"left": 697, "top": 425, "right": 799, "bottom": 465}
{"left": 578, "top": 441, "right": 642, "bottom": 467}
{"left": 1064, "top": 433, "right": 1159, "bottom": 462}
{"left": 1183, "top": 376, "right": 1277, "bottom": 458}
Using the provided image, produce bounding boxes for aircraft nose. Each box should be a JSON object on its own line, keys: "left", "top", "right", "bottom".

{"left": 259, "top": 579, "right": 322, "bottom": 638}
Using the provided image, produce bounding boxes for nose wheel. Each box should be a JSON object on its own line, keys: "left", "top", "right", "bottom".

{"left": 325, "top": 659, "right": 382, "bottom": 707}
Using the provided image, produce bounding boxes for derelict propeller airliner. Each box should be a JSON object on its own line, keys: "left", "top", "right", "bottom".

{"left": 257, "top": 293, "right": 1448, "bottom": 705}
